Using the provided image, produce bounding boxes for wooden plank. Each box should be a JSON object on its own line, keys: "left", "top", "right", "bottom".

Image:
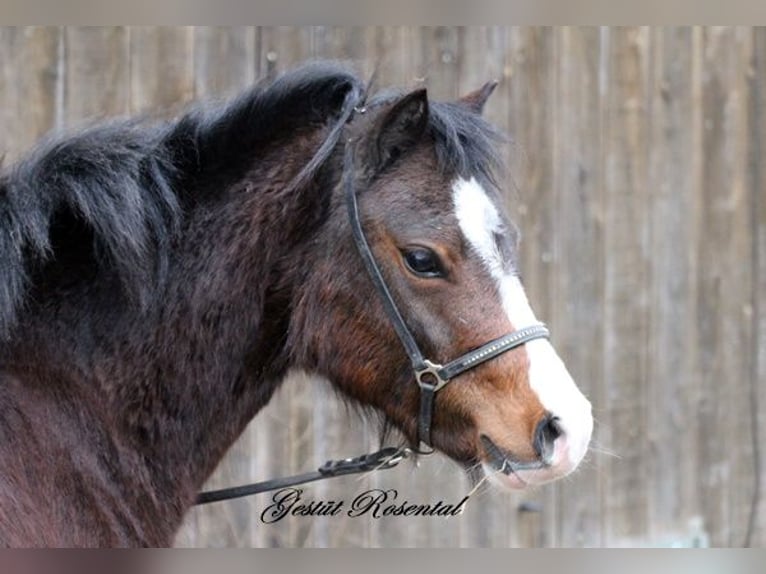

{"left": 310, "top": 26, "right": 377, "bottom": 78}
{"left": 307, "top": 382, "right": 372, "bottom": 547}
{"left": 286, "top": 373, "right": 320, "bottom": 548}
{"left": 366, "top": 27, "right": 409, "bottom": 88}
{"left": 456, "top": 26, "right": 506, "bottom": 101}
{"left": 64, "top": 26, "right": 130, "bottom": 123}
{"left": 601, "top": 26, "right": 651, "bottom": 546}
{"left": 193, "top": 27, "right": 256, "bottom": 99}
{"left": 644, "top": 26, "right": 700, "bottom": 546}
{"left": 0, "top": 27, "right": 61, "bottom": 162}
{"left": 232, "top": 383, "right": 296, "bottom": 548}
{"left": 694, "top": 26, "right": 756, "bottom": 547}
{"left": 550, "top": 26, "right": 606, "bottom": 548}
{"left": 693, "top": 25, "right": 728, "bottom": 548}
{"left": 128, "top": 26, "right": 194, "bottom": 115}
{"left": 749, "top": 26, "right": 766, "bottom": 549}
{"left": 719, "top": 27, "right": 757, "bottom": 549}
{"left": 257, "top": 26, "right": 313, "bottom": 78}
{"left": 418, "top": 26, "right": 460, "bottom": 101}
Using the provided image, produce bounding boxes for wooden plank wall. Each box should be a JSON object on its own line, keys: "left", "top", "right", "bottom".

{"left": 0, "top": 26, "right": 762, "bottom": 548}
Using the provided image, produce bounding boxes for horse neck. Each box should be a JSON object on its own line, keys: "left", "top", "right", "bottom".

{"left": 143, "top": 132, "right": 336, "bottom": 491}
{"left": 14, "top": 128, "right": 335, "bottom": 528}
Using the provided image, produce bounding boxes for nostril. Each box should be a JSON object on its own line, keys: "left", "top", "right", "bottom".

{"left": 533, "top": 415, "right": 563, "bottom": 463}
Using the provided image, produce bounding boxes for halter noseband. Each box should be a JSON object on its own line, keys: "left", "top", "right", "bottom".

{"left": 342, "top": 144, "right": 550, "bottom": 449}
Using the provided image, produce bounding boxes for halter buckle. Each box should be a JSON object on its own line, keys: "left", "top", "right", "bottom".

{"left": 415, "top": 360, "right": 449, "bottom": 392}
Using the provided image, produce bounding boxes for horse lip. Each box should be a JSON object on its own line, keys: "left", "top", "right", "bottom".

{"left": 479, "top": 434, "right": 548, "bottom": 475}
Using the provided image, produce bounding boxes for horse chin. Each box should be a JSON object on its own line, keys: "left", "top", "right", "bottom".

{"left": 477, "top": 434, "right": 562, "bottom": 491}
{"left": 479, "top": 451, "right": 582, "bottom": 492}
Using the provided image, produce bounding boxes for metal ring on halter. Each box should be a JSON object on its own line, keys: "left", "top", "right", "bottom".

{"left": 415, "top": 360, "right": 449, "bottom": 392}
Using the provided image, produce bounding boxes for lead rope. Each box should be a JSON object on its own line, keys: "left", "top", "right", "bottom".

{"left": 196, "top": 447, "right": 411, "bottom": 505}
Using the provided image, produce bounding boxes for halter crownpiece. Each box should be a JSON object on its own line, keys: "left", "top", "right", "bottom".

{"left": 342, "top": 144, "right": 550, "bottom": 448}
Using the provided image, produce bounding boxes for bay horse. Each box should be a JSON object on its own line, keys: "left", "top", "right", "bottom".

{"left": 0, "top": 62, "right": 592, "bottom": 547}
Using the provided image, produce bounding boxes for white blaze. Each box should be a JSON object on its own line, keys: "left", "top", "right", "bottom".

{"left": 452, "top": 177, "right": 593, "bottom": 472}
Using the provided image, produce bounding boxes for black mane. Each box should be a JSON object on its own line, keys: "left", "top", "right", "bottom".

{"left": 0, "top": 61, "right": 504, "bottom": 339}
{"left": 0, "top": 62, "right": 363, "bottom": 338}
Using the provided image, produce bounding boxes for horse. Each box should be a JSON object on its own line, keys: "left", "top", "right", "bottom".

{"left": 0, "top": 62, "right": 593, "bottom": 547}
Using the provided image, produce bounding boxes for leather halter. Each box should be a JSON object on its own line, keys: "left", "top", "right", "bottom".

{"left": 342, "top": 144, "right": 550, "bottom": 448}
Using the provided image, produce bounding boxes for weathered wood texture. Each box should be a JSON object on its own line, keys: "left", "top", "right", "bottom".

{"left": 0, "top": 26, "right": 762, "bottom": 548}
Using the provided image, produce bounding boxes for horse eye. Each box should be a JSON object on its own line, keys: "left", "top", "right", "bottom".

{"left": 403, "top": 248, "right": 444, "bottom": 278}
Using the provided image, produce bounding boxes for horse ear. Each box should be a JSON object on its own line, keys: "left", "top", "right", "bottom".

{"left": 458, "top": 81, "right": 498, "bottom": 114}
{"left": 372, "top": 88, "right": 429, "bottom": 170}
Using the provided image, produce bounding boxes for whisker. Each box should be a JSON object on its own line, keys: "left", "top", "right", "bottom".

{"left": 586, "top": 441, "right": 621, "bottom": 459}
{"left": 464, "top": 472, "right": 491, "bottom": 500}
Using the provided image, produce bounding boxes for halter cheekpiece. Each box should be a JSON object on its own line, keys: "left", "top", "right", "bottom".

{"left": 342, "top": 143, "right": 550, "bottom": 448}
